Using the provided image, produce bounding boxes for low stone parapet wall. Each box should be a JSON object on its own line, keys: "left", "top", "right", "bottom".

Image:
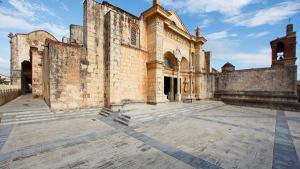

{"left": 0, "top": 85, "right": 21, "bottom": 106}
{"left": 215, "top": 90, "right": 300, "bottom": 111}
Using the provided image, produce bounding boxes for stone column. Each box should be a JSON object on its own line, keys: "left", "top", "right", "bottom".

{"left": 170, "top": 77, "right": 174, "bottom": 101}
{"left": 175, "top": 62, "right": 181, "bottom": 101}
{"left": 146, "top": 17, "right": 165, "bottom": 104}
{"left": 189, "top": 70, "right": 192, "bottom": 98}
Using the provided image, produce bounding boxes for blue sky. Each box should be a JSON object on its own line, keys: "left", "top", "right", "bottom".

{"left": 0, "top": 0, "right": 299, "bottom": 78}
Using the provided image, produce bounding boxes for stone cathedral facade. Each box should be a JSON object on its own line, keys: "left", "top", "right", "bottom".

{"left": 9, "top": 0, "right": 213, "bottom": 110}
{"left": 9, "top": 0, "right": 298, "bottom": 111}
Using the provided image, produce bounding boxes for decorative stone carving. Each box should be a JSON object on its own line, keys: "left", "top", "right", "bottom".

{"left": 173, "top": 47, "right": 182, "bottom": 62}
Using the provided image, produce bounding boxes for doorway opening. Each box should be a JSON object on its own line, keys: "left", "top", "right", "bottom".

{"left": 21, "top": 60, "right": 32, "bottom": 94}
{"left": 164, "top": 77, "right": 171, "bottom": 99}
{"left": 164, "top": 76, "right": 179, "bottom": 101}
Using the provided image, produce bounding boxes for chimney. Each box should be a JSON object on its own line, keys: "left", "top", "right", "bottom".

{"left": 153, "top": 0, "right": 160, "bottom": 6}
{"left": 286, "top": 24, "right": 293, "bottom": 35}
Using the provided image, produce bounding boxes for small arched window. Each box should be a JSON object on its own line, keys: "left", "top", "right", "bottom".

{"left": 131, "top": 27, "right": 137, "bottom": 46}
{"left": 276, "top": 42, "right": 285, "bottom": 60}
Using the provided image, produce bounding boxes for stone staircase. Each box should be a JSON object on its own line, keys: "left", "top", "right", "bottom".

{"left": 0, "top": 95, "right": 101, "bottom": 125}
{"left": 114, "top": 114, "right": 131, "bottom": 126}
{"left": 114, "top": 101, "right": 224, "bottom": 126}
{"left": 99, "top": 107, "right": 113, "bottom": 117}
{"left": 0, "top": 109, "right": 100, "bottom": 125}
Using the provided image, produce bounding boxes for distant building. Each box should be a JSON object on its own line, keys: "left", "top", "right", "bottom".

{"left": 0, "top": 74, "right": 11, "bottom": 85}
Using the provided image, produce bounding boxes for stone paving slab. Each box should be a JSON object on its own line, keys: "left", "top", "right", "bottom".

{"left": 0, "top": 95, "right": 50, "bottom": 113}
{"left": 136, "top": 105, "right": 276, "bottom": 169}
{"left": 8, "top": 133, "right": 193, "bottom": 169}
{"left": 284, "top": 110, "right": 300, "bottom": 165}
{"left": 1, "top": 118, "right": 113, "bottom": 154}
{"left": 0, "top": 102, "right": 299, "bottom": 169}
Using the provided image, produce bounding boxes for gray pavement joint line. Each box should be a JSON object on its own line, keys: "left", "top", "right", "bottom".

{"left": 99, "top": 117, "right": 223, "bottom": 169}
{"left": 0, "top": 128, "right": 123, "bottom": 163}
{"left": 189, "top": 116, "right": 274, "bottom": 135}
{"left": 0, "top": 125, "right": 13, "bottom": 152}
{"left": 272, "top": 110, "right": 300, "bottom": 169}
{"left": 124, "top": 129, "right": 223, "bottom": 169}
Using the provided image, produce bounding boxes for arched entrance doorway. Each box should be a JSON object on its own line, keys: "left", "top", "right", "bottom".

{"left": 163, "top": 52, "right": 179, "bottom": 101}
{"left": 21, "top": 60, "right": 32, "bottom": 94}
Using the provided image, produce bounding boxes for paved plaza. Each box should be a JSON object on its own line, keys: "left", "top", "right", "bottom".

{"left": 0, "top": 100, "right": 300, "bottom": 169}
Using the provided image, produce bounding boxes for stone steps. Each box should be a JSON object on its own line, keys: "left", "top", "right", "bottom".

{"left": 99, "top": 107, "right": 113, "bottom": 117}
{"left": 114, "top": 102, "right": 224, "bottom": 126}
{"left": 0, "top": 109, "right": 51, "bottom": 116}
{"left": 0, "top": 109, "right": 99, "bottom": 125}
{"left": 114, "top": 115, "right": 130, "bottom": 126}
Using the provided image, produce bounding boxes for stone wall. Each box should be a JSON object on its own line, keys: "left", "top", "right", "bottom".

{"left": 44, "top": 40, "right": 85, "bottom": 110}
{"left": 83, "top": 0, "right": 105, "bottom": 108}
{"left": 198, "top": 73, "right": 215, "bottom": 99}
{"left": 0, "top": 85, "right": 21, "bottom": 106}
{"left": 31, "top": 47, "right": 43, "bottom": 97}
{"left": 10, "top": 31, "right": 57, "bottom": 86}
{"left": 70, "top": 24, "right": 83, "bottom": 44}
{"left": 216, "top": 66, "right": 297, "bottom": 92}
{"left": 104, "top": 9, "right": 148, "bottom": 107}
{"left": 215, "top": 65, "right": 299, "bottom": 110}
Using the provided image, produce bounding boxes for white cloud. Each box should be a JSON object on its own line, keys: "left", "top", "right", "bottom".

{"left": 204, "top": 38, "right": 271, "bottom": 67}
{"left": 0, "top": 31, "right": 9, "bottom": 39}
{"left": 247, "top": 31, "right": 270, "bottom": 38}
{"left": 160, "top": 0, "right": 260, "bottom": 16}
{"left": 206, "top": 31, "right": 237, "bottom": 40}
{"left": 226, "top": 1, "right": 300, "bottom": 27}
{"left": 0, "top": 56, "right": 10, "bottom": 76}
{"left": 0, "top": 14, "right": 36, "bottom": 30}
{"left": 61, "top": 2, "right": 70, "bottom": 12}
{"left": 200, "top": 18, "right": 212, "bottom": 28}
{"left": 0, "top": 13, "right": 68, "bottom": 38}
{"left": 0, "top": 0, "right": 68, "bottom": 39}
{"left": 8, "top": 0, "right": 56, "bottom": 20}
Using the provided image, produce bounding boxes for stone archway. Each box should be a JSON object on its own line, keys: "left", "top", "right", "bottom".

{"left": 163, "top": 52, "right": 179, "bottom": 101}
{"left": 21, "top": 60, "right": 32, "bottom": 94}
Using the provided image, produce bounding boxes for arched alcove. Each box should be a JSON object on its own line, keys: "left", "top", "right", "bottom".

{"left": 164, "top": 52, "right": 178, "bottom": 70}
{"left": 276, "top": 42, "right": 285, "bottom": 60}
{"left": 180, "top": 57, "right": 189, "bottom": 71}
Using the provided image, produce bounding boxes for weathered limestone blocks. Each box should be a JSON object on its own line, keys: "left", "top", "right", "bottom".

{"left": 44, "top": 40, "right": 86, "bottom": 110}
{"left": 70, "top": 24, "right": 83, "bottom": 44}
{"left": 215, "top": 66, "right": 297, "bottom": 92}
{"left": 215, "top": 65, "right": 299, "bottom": 110}
{"left": 31, "top": 47, "right": 43, "bottom": 97}
{"left": 9, "top": 31, "right": 57, "bottom": 86}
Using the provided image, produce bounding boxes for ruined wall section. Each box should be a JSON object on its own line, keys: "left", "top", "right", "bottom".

{"left": 31, "top": 47, "right": 43, "bottom": 97}
{"left": 43, "top": 43, "right": 50, "bottom": 106}
{"left": 10, "top": 31, "right": 57, "bottom": 86}
{"left": 70, "top": 24, "right": 83, "bottom": 44}
{"left": 44, "top": 41, "right": 84, "bottom": 110}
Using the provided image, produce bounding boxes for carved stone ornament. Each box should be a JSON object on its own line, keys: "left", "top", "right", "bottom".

{"left": 173, "top": 47, "right": 182, "bottom": 62}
